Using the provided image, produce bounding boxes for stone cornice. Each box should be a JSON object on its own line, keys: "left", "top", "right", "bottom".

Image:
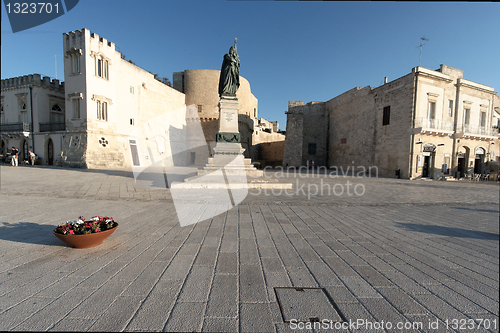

{"left": 457, "top": 78, "right": 494, "bottom": 94}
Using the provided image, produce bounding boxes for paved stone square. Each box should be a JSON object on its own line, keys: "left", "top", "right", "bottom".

{"left": 0, "top": 165, "right": 498, "bottom": 332}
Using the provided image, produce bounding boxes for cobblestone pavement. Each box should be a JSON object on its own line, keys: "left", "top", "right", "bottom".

{"left": 0, "top": 165, "right": 498, "bottom": 332}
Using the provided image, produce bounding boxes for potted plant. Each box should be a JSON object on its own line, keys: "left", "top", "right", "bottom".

{"left": 53, "top": 216, "right": 118, "bottom": 248}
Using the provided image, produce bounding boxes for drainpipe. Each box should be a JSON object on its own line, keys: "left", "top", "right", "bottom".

{"left": 29, "top": 86, "right": 35, "bottom": 156}
{"left": 451, "top": 80, "right": 461, "bottom": 177}
{"left": 409, "top": 68, "right": 419, "bottom": 179}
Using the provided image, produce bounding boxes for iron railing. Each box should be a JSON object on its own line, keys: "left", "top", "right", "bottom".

{"left": 414, "top": 118, "right": 454, "bottom": 131}
{"left": 0, "top": 122, "right": 32, "bottom": 132}
{"left": 460, "top": 124, "right": 498, "bottom": 136}
{"left": 39, "top": 122, "right": 65, "bottom": 132}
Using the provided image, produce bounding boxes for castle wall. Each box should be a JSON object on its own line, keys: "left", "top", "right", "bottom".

{"left": 283, "top": 101, "right": 327, "bottom": 167}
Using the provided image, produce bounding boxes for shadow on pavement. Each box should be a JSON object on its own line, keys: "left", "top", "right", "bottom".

{"left": 395, "top": 222, "right": 499, "bottom": 240}
{"left": 0, "top": 222, "right": 62, "bottom": 246}
{"left": 450, "top": 206, "right": 500, "bottom": 214}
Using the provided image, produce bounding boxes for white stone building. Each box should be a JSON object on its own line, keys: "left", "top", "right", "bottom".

{"left": 2, "top": 28, "right": 284, "bottom": 169}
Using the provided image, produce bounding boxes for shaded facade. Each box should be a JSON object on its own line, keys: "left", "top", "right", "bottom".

{"left": 284, "top": 65, "right": 500, "bottom": 179}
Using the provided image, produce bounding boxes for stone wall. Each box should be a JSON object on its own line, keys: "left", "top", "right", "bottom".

{"left": 326, "top": 87, "right": 376, "bottom": 171}
{"left": 283, "top": 101, "right": 327, "bottom": 167}
{"left": 372, "top": 73, "right": 415, "bottom": 178}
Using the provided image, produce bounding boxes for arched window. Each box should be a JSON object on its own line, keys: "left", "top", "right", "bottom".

{"left": 51, "top": 104, "right": 64, "bottom": 123}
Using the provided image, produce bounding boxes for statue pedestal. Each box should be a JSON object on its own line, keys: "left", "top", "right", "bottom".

{"left": 171, "top": 97, "right": 292, "bottom": 190}
{"left": 198, "top": 98, "right": 263, "bottom": 177}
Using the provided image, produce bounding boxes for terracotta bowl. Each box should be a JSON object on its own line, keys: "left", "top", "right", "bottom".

{"left": 53, "top": 223, "right": 118, "bottom": 249}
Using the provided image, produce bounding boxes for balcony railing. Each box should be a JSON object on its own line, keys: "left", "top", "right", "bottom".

{"left": 0, "top": 122, "right": 32, "bottom": 132}
{"left": 414, "top": 118, "right": 454, "bottom": 131}
{"left": 460, "top": 124, "right": 498, "bottom": 136}
{"left": 39, "top": 122, "right": 66, "bottom": 132}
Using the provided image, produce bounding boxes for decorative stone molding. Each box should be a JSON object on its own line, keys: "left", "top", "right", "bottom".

{"left": 91, "top": 94, "right": 113, "bottom": 105}
{"left": 65, "top": 47, "right": 82, "bottom": 57}
{"left": 216, "top": 132, "right": 241, "bottom": 143}
{"left": 67, "top": 92, "right": 83, "bottom": 100}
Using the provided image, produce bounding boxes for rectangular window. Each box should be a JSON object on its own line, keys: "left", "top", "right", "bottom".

{"left": 428, "top": 102, "right": 436, "bottom": 119}
{"left": 253, "top": 108, "right": 257, "bottom": 118}
{"left": 97, "top": 101, "right": 108, "bottom": 121}
{"left": 130, "top": 86, "right": 134, "bottom": 94}
{"left": 383, "top": 106, "right": 390, "bottom": 125}
{"left": 20, "top": 111, "right": 28, "bottom": 123}
{"left": 72, "top": 99, "right": 80, "bottom": 119}
{"left": 448, "top": 100, "right": 453, "bottom": 117}
{"left": 96, "top": 57, "right": 109, "bottom": 79}
{"left": 97, "top": 58, "right": 102, "bottom": 77}
{"left": 130, "top": 118, "right": 134, "bottom": 125}
{"left": 103, "top": 60, "right": 108, "bottom": 79}
{"left": 197, "top": 105, "right": 202, "bottom": 112}
{"left": 479, "top": 111, "right": 486, "bottom": 129}
{"left": 308, "top": 143, "right": 316, "bottom": 155}
{"left": 464, "top": 108, "right": 470, "bottom": 125}
{"left": 71, "top": 54, "right": 80, "bottom": 74}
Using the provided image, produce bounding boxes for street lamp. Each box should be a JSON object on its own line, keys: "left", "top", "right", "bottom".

{"left": 437, "top": 144, "right": 445, "bottom": 180}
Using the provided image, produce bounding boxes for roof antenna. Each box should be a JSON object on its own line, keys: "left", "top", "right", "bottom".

{"left": 418, "top": 37, "right": 429, "bottom": 67}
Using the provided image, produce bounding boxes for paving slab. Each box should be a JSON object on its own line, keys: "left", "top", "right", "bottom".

{"left": 0, "top": 165, "right": 498, "bottom": 332}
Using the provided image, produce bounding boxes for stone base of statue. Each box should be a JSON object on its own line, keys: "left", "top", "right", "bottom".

{"left": 171, "top": 98, "right": 293, "bottom": 189}
{"left": 198, "top": 98, "right": 262, "bottom": 178}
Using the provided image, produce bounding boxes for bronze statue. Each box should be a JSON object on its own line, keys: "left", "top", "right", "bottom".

{"left": 219, "top": 38, "right": 240, "bottom": 98}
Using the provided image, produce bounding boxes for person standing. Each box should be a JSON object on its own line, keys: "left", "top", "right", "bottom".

{"left": 29, "top": 150, "right": 36, "bottom": 166}
{"left": 11, "top": 147, "right": 18, "bottom": 167}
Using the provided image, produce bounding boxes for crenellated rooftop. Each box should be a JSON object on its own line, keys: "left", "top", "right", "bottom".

{"left": 1, "top": 74, "right": 64, "bottom": 91}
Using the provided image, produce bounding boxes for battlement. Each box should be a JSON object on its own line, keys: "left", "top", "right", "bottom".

{"left": 90, "top": 32, "right": 116, "bottom": 51}
{"left": 63, "top": 28, "right": 116, "bottom": 53}
{"left": 1, "top": 74, "right": 64, "bottom": 91}
{"left": 63, "top": 28, "right": 87, "bottom": 52}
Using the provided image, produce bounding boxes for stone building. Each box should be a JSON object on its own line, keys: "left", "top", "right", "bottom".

{"left": 1, "top": 28, "right": 284, "bottom": 169}
{"left": 284, "top": 65, "right": 500, "bottom": 179}
{"left": 283, "top": 101, "right": 328, "bottom": 168}
{"left": 1, "top": 74, "right": 65, "bottom": 164}
{"left": 61, "top": 28, "right": 187, "bottom": 168}
{"left": 252, "top": 118, "right": 285, "bottom": 167}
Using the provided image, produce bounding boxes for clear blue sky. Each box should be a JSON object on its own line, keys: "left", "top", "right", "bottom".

{"left": 2, "top": 1, "right": 499, "bottom": 129}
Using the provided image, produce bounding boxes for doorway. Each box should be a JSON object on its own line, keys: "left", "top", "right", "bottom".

{"left": 457, "top": 157, "right": 466, "bottom": 178}
{"left": 422, "top": 155, "right": 431, "bottom": 177}
{"left": 20, "top": 139, "right": 28, "bottom": 162}
{"left": 47, "top": 139, "right": 53, "bottom": 165}
{"left": 474, "top": 148, "right": 485, "bottom": 174}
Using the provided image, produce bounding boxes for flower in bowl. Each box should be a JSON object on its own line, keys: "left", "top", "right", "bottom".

{"left": 54, "top": 216, "right": 117, "bottom": 235}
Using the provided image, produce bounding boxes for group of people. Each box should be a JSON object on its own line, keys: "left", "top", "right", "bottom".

{"left": 7, "top": 147, "right": 36, "bottom": 166}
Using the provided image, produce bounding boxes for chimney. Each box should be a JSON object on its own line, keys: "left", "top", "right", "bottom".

{"left": 384, "top": 77, "right": 388, "bottom": 84}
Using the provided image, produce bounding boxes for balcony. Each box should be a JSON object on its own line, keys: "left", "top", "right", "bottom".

{"left": 39, "top": 122, "right": 66, "bottom": 132}
{"left": 455, "top": 124, "right": 499, "bottom": 140}
{"left": 413, "top": 118, "right": 454, "bottom": 136}
{"left": 0, "top": 122, "right": 32, "bottom": 133}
